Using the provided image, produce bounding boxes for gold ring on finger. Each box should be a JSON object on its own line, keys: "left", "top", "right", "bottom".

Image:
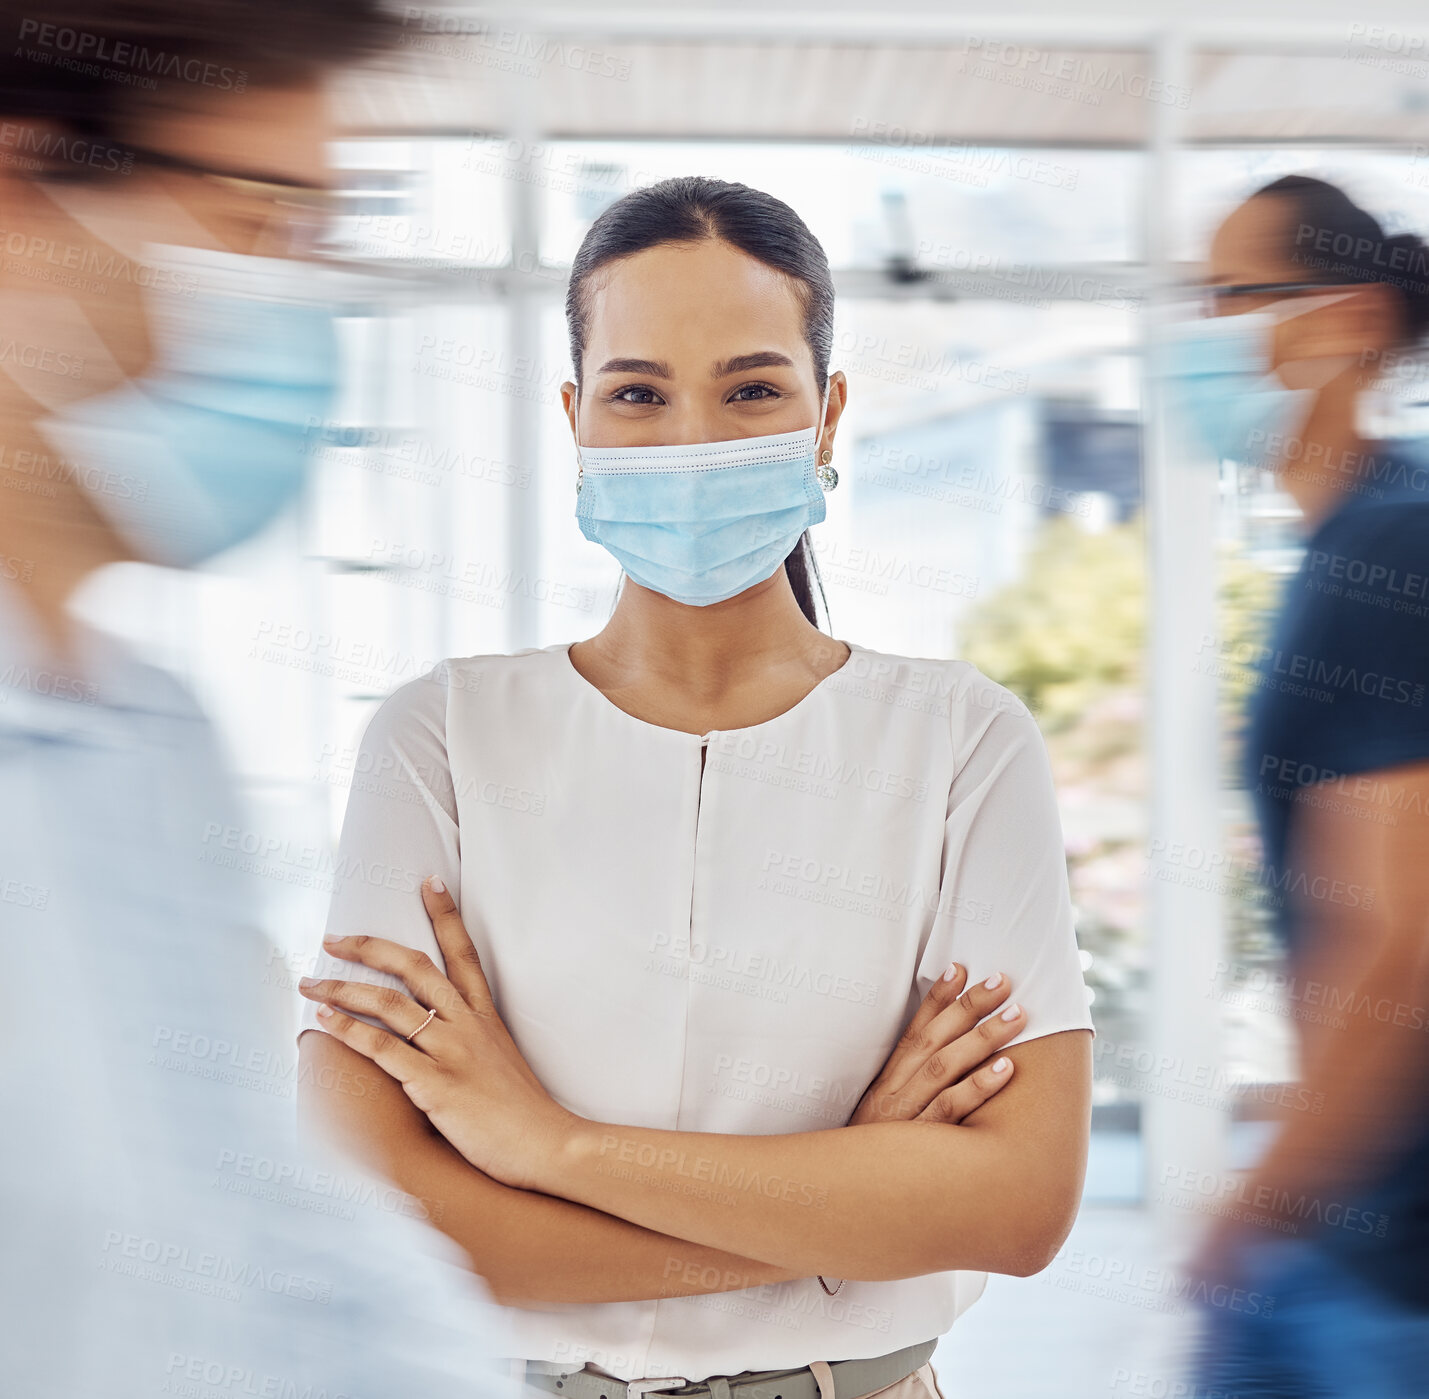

{"left": 406, "top": 1007, "right": 438, "bottom": 1043}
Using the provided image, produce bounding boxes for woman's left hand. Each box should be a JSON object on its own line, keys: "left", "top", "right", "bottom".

{"left": 298, "top": 878, "right": 575, "bottom": 1191}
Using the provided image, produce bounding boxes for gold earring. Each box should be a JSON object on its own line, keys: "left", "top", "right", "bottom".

{"left": 815, "top": 448, "right": 838, "bottom": 492}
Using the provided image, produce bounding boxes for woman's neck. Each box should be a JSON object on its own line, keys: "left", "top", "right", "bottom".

{"left": 0, "top": 410, "right": 115, "bottom": 671}
{"left": 569, "top": 568, "right": 849, "bottom": 732}
{"left": 1275, "top": 383, "right": 1375, "bottom": 533}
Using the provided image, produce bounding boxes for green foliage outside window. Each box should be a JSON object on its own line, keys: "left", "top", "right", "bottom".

{"left": 958, "top": 512, "right": 1282, "bottom": 1064}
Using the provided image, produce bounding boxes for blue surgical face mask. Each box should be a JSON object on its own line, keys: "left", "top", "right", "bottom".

{"left": 1155, "top": 294, "right": 1356, "bottom": 467}
{"left": 573, "top": 380, "right": 836, "bottom": 606}
{"left": 37, "top": 243, "right": 341, "bottom": 568}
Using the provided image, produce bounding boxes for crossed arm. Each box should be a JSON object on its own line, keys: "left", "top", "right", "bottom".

{"left": 300, "top": 1027, "right": 795, "bottom": 1306}
{"left": 535, "top": 1031, "right": 1091, "bottom": 1281}
{"left": 297, "top": 891, "right": 1092, "bottom": 1306}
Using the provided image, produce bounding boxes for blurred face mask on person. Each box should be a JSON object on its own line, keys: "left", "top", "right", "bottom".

{"left": 31, "top": 215, "right": 344, "bottom": 569}
{"left": 559, "top": 238, "right": 845, "bottom": 607}
{"left": 1157, "top": 293, "right": 1356, "bottom": 467}
{"left": 1156, "top": 195, "right": 1371, "bottom": 468}
{"left": 0, "top": 81, "right": 343, "bottom": 570}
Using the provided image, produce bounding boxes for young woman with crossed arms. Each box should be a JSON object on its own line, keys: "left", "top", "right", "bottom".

{"left": 297, "top": 177, "right": 1094, "bottom": 1399}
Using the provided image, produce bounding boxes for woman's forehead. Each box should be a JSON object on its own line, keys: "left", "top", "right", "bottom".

{"left": 583, "top": 240, "right": 809, "bottom": 367}
{"left": 1209, "top": 195, "right": 1298, "bottom": 280}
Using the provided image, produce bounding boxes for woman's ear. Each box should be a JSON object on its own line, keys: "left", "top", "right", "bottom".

{"left": 820, "top": 370, "right": 849, "bottom": 457}
{"left": 1277, "top": 284, "right": 1399, "bottom": 368}
{"left": 560, "top": 380, "right": 579, "bottom": 444}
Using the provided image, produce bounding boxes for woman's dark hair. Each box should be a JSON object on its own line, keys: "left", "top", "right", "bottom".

{"left": 0, "top": 2, "right": 395, "bottom": 149}
{"left": 1252, "top": 175, "right": 1429, "bottom": 345}
{"left": 566, "top": 175, "right": 834, "bottom": 629}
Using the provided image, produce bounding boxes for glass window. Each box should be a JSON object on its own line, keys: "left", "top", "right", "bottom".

{"left": 329, "top": 138, "right": 513, "bottom": 266}
{"left": 539, "top": 140, "right": 1142, "bottom": 268}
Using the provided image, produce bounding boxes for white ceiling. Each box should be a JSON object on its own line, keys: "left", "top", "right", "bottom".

{"left": 334, "top": 5, "right": 1429, "bottom": 143}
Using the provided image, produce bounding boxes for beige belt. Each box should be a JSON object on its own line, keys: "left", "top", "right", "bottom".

{"left": 523, "top": 1339, "right": 938, "bottom": 1399}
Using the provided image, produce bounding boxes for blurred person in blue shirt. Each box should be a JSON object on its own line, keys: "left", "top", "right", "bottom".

{"left": 0, "top": 4, "right": 512, "bottom": 1395}
{"left": 1162, "top": 176, "right": 1429, "bottom": 1397}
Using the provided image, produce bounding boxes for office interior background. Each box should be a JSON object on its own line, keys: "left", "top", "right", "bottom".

{"left": 68, "top": 2, "right": 1429, "bottom": 1392}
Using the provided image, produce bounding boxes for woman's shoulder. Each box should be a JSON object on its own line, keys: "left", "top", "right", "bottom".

{"left": 836, "top": 641, "right": 1034, "bottom": 733}
{"left": 363, "top": 644, "right": 570, "bottom": 744}
{"left": 835, "top": 645, "right": 1048, "bottom": 796}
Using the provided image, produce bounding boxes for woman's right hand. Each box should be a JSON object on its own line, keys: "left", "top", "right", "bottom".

{"left": 849, "top": 966, "right": 1024, "bottom": 1126}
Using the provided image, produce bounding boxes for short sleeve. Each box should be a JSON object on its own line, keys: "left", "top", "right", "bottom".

{"left": 297, "top": 664, "right": 461, "bottom": 1040}
{"left": 1279, "top": 505, "right": 1429, "bottom": 778}
{"left": 915, "top": 676, "right": 1095, "bottom": 1048}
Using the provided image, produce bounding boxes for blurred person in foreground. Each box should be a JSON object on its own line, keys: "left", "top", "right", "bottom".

{"left": 1161, "top": 176, "right": 1429, "bottom": 1395}
{"left": 0, "top": 4, "right": 511, "bottom": 1395}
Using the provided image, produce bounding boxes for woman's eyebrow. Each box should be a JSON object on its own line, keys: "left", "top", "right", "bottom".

{"left": 596, "top": 357, "right": 673, "bottom": 377}
{"left": 711, "top": 351, "right": 796, "bottom": 377}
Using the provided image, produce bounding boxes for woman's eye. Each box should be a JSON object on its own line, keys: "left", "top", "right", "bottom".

{"left": 611, "top": 385, "right": 664, "bottom": 406}
{"left": 730, "top": 382, "right": 781, "bottom": 402}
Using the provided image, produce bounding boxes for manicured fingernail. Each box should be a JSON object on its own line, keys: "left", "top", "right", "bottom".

{"left": 427, "top": 877, "right": 445, "bottom": 894}
{"left": 942, "top": 963, "right": 962, "bottom": 982}
{"left": 1001, "top": 1002, "right": 1022, "bottom": 1021}
{"left": 322, "top": 933, "right": 342, "bottom": 947}
{"left": 298, "top": 977, "right": 317, "bottom": 991}
{"left": 316, "top": 1003, "right": 333, "bottom": 1019}
{"left": 992, "top": 1057, "right": 1010, "bottom": 1073}
{"left": 983, "top": 972, "right": 1002, "bottom": 989}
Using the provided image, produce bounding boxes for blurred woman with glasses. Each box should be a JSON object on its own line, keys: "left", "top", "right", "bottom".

{"left": 1164, "top": 175, "right": 1429, "bottom": 1398}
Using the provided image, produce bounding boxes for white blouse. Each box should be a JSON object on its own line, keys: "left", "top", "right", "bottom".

{"left": 299, "top": 639, "right": 1095, "bottom": 1383}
